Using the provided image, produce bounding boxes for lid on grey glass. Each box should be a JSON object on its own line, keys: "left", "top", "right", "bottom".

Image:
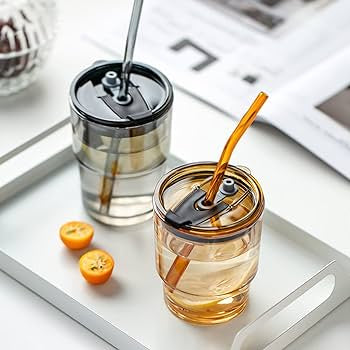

{"left": 70, "top": 60, "right": 173, "bottom": 127}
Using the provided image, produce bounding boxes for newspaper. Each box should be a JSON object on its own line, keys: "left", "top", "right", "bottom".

{"left": 266, "top": 46, "right": 350, "bottom": 179}
{"left": 86, "top": 0, "right": 350, "bottom": 179}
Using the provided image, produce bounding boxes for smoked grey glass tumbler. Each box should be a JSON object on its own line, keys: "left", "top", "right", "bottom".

{"left": 69, "top": 60, "right": 173, "bottom": 226}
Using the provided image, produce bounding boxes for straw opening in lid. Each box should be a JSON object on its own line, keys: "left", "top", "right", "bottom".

{"left": 153, "top": 162, "right": 265, "bottom": 242}
{"left": 70, "top": 61, "right": 173, "bottom": 127}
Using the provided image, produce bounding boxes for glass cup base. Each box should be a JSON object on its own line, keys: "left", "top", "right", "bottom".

{"left": 163, "top": 284, "right": 249, "bottom": 325}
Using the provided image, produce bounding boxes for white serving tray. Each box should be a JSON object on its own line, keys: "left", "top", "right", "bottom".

{"left": 0, "top": 156, "right": 350, "bottom": 350}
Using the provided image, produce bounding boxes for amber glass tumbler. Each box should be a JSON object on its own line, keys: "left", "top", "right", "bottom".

{"left": 153, "top": 162, "right": 264, "bottom": 325}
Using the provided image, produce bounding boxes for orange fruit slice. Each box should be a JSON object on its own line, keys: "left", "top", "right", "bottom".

{"left": 79, "top": 249, "right": 114, "bottom": 285}
{"left": 59, "top": 221, "right": 94, "bottom": 250}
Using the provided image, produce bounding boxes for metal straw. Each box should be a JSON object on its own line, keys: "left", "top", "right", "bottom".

{"left": 99, "top": 0, "right": 144, "bottom": 214}
{"left": 117, "top": 0, "right": 144, "bottom": 101}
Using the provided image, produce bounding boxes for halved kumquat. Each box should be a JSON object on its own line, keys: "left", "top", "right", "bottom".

{"left": 79, "top": 249, "right": 114, "bottom": 285}
{"left": 59, "top": 221, "right": 94, "bottom": 250}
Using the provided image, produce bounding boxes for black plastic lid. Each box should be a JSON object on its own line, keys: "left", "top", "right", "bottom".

{"left": 70, "top": 60, "right": 173, "bottom": 127}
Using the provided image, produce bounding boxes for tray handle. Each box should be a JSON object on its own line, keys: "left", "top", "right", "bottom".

{"left": 231, "top": 260, "right": 350, "bottom": 350}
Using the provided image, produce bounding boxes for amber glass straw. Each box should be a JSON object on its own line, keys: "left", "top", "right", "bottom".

{"left": 165, "top": 215, "right": 220, "bottom": 287}
{"left": 203, "top": 91, "right": 268, "bottom": 205}
{"left": 165, "top": 92, "right": 268, "bottom": 289}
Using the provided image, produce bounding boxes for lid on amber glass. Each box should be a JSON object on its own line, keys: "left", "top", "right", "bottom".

{"left": 153, "top": 162, "right": 264, "bottom": 242}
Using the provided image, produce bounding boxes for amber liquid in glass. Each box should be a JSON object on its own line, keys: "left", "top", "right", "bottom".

{"left": 155, "top": 176, "right": 262, "bottom": 324}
